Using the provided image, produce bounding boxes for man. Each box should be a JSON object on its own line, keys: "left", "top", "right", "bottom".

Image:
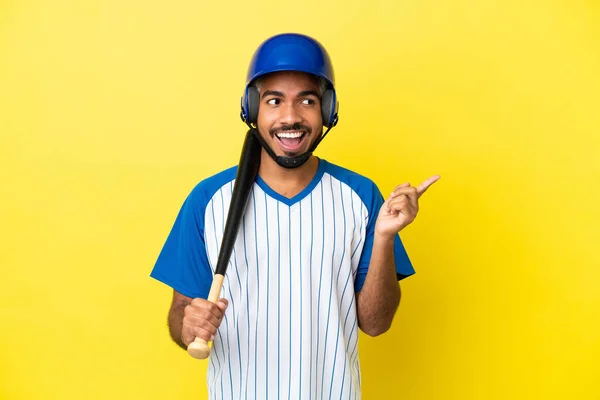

{"left": 151, "top": 33, "right": 439, "bottom": 399}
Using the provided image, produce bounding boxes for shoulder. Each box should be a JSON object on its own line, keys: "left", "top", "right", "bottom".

{"left": 320, "top": 159, "right": 382, "bottom": 207}
{"left": 187, "top": 165, "right": 238, "bottom": 208}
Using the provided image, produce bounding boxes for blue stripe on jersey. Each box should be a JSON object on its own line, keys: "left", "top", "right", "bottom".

{"left": 252, "top": 189, "right": 259, "bottom": 400}
{"left": 227, "top": 181, "right": 244, "bottom": 397}
{"left": 314, "top": 181, "right": 325, "bottom": 399}
{"left": 338, "top": 272, "right": 354, "bottom": 398}
{"left": 347, "top": 316, "right": 359, "bottom": 396}
{"left": 215, "top": 190, "right": 230, "bottom": 398}
{"left": 219, "top": 189, "right": 235, "bottom": 399}
{"left": 226, "top": 273, "right": 242, "bottom": 398}
{"left": 298, "top": 201, "right": 303, "bottom": 400}
{"left": 328, "top": 180, "right": 349, "bottom": 398}
{"left": 264, "top": 191, "right": 270, "bottom": 400}
{"left": 340, "top": 292, "right": 356, "bottom": 399}
{"left": 223, "top": 311, "right": 234, "bottom": 398}
{"left": 308, "top": 192, "right": 315, "bottom": 400}
{"left": 216, "top": 329, "right": 225, "bottom": 399}
{"left": 288, "top": 204, "right": 293, "bottom": 400}
{"left": 276, "top": 201, "right": 281, "bottom": 399}
{"left": 319, "top": 176, "right": 337, "bottom": 399}
{"left": 242, "top": 215, "right": 251, "bottom": 397}
{"left": 209, "top": 199, "right": 223, "bottom": 382}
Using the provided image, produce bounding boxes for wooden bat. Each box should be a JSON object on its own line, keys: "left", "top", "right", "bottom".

{"left": 187, "top": 129, "right": 262, "bottom": 359}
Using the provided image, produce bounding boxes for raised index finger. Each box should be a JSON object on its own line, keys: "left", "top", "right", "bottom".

{"left": 416, "top": 175, "right": 441, "bottom": 198}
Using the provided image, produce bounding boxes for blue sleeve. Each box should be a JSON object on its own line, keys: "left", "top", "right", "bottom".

{"left": 354, "top": 183, "right": 415, "bottom": 292}
{"left": 150, "top": 187, "right": 213, "bottom": 299}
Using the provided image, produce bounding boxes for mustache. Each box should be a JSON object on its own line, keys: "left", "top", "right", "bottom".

{"left": 270, "top": 123, "right": 312, "bottom": 136}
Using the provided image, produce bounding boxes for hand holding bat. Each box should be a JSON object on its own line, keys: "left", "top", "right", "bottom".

{"left": 182, "top": 298, "right": 228, "bottom": 351}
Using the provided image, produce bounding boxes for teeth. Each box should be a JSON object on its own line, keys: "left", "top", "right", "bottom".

{"left": 276, "top": 132, "right": 303, "bottom": 139}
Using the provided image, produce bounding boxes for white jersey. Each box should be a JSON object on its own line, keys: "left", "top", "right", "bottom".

{"left": 151, "top": 159, "right": 414, "bottom": 399}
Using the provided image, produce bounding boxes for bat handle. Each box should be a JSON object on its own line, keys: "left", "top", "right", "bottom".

{"left": 187, "top": 274, "right": 225, "bottom": 359}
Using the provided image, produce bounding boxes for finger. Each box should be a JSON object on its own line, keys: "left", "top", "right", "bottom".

{"left": 190, "top": 325, "right": 216, "bottom": 342}
{"left": 182, "top": 325, "right": 214, "bottom": 345}
{"left": 416, "top": 175, "right": 441, "bottom": 198}
{"left": 392, "top": 186, "right": 418, "bottom": 199}
{"left": 387, "top": 197, "right": 413, "bottom": 215}
{"left": 391, "top": 187, "right": 419, "bottom": 210}
{"left": 187, "top": 302, "right": 225, "bottom": 326}
{"left": 390, "top": 183, "right": 410, "bottom": 198}
{"left": 396, "top": 187, "right": 419, "bottom": 209}
{"left": 387, "top": 193, "right": 408, "bottom": 213}
{"left": 191, "top": 298, "right": 225, "bottom": 316}
{"left": 184, "top": 309, "right": 222, "bottom": 332}
{"left": 388, "top": 200, "right": 417, "bottom": 223}
{"left": 216, "top": 298, "right": 229, "bottom": 312}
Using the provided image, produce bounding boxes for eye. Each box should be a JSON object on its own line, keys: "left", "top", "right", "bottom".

{"left": 301, "top": 99, "right": 316, "bottom": 105}
{"left": 267, "top": 98, "right": 280, "bottom": 105}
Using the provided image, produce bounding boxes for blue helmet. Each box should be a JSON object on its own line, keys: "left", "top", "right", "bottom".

{"left": 240, "top": 33, "right": 339, "bottom": 128}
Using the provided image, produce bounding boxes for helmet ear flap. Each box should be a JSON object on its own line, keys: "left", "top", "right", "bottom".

{"left": 241, "top": 86, "right": 260, "bottom": 124}
{"left": 321, "top": 89, "right": 338, "bottom": 128}
{"left": 246, "top": 86, "right": 259, "bottom": 124}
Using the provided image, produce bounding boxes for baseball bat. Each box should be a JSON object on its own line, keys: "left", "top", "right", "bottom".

{"left": 187, "top": 129, "right": 262, "bottom": 359}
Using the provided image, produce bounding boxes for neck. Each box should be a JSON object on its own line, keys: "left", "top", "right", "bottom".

{"left": 258, "top": 150, "right": 319, "bottom": 199}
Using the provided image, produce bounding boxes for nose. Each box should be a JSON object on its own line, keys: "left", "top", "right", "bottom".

{"left": 279, "top": 102, "right": 303, "bottom": 126}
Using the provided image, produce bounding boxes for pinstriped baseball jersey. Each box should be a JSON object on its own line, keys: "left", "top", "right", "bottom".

{"left": 151, "top": 158, "right": 415, "bottom": 399}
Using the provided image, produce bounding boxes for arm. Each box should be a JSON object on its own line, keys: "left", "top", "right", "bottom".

{"left": 168, "top": 291, "right": 192, "bottom": 350}
{"left": 356, "top": 234, "right": 401, "bottom": 336}
{"left": 167, "top": 290, "right": 228, "bottom": 351}
{"left": 356, "top": 176, "right": 440, "bottom": 336}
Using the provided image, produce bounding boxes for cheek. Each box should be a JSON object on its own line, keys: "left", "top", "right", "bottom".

{"left": 256, "top": 111, "right": 276, "bottom": 138}
{"left": 257, "top": 107, "right": 276, "bottom": 127}
{"left": 308, "top": 110, "right": 323, "bottom": 130}
{"left": 298, "top": 107, "right": 321, "bottom": 127}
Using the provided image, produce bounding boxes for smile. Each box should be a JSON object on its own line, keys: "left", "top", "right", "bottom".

{"left": 275, "top": 131, "right": 307, "bottom": 152}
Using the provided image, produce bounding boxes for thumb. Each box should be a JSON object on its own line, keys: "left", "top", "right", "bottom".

{"left": 216, "top": 298, "right": 228, "bottom": 312}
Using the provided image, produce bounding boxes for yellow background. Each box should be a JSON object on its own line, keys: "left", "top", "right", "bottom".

{"left": 1, "top": 0, "right": 599, "bottom": 398}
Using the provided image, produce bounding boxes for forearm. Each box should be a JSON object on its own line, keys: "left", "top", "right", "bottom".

{"left": 168, "top": 301, "right": 189, "bottom": 350}
{"left": 356, "top": 233, "right": 401, "bottom": 336}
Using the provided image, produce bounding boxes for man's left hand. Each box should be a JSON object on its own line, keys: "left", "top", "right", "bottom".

{"left": 375, "top": 175, "right": 441, "bottom": 239}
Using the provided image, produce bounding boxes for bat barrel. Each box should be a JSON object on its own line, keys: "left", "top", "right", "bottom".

{"left": 214, "top": 130, "right": 261, "bottom": 275}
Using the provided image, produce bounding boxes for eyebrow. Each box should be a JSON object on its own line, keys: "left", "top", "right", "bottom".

{"left": 261, "top": 90, "right": 284, "bottom": 99}
{"left": 261, "top": 90, "right": 321, "bottom": 99}
{"left": 298, "top": 90, "right": 320, "bottom": 98}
